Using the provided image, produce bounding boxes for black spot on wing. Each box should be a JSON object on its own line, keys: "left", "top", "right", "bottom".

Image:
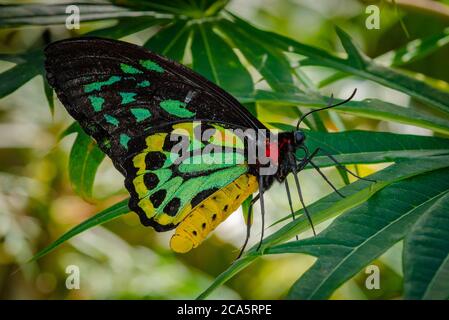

{"left": 144, "top": 173, "right": 159, "bottom": 190}
{"left": 145, "top": 152, "right": 166, "bottom": 170}
{"left": 163, "top": 197, "right": 181, "bottom": 216}
{"left": 150, "top": 189, "right": 166, "bottom": 208}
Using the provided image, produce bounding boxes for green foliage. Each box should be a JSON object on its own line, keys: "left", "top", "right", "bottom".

{"left": 403, "top": 192, "right": 449, "bottom": 300}
{"left": 251, "top": 91, "right": 449, "bottom": 135}
{"left": 30, "top": 199, "right": 129, "bottom": 262}
{"left": 0, "top": 51, "right": 44, "bottom": 99}
{"left": 66, "top": 124, "right": 106, "bottom": 201}
{"left": 273, "top": 166, "right": 449, "bottom": 299}
{"left": 2, "top": 0, "right": 449, "bottom": 300}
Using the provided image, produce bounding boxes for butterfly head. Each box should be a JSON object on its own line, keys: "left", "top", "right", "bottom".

{"left": 293, "top": 130, "right": 306, "bottom": 147}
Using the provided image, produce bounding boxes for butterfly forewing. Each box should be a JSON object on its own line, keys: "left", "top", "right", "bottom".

{"left": 45, "top": 37, "right": 265, "bottom": 172}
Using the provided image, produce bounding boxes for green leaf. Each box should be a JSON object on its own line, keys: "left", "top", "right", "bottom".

{"left": 242, "top": 195, "right": 253, "bottom": 225}
{"left": 0, "top": 4, "right": 159, "bottom": 27}
{"left": 110, "top": 0, "right": 228, "bottom": 17}
{"left": 303, "top": 130, "right": 449, "bottom": 167}
{"left": 228, "top": 14, "right": 449, "bottom": 114}
{"left": 404, "top": 192, "right": 449, "bottom": 300}
{"left": 240, "top": 90, "right": 449, "bottom": 135}
{"left": 69, "top": 128, "right": 106, "bottom": 201}
{"left": 264, "top": 156, "right": 449, "bottom": 247}
{"left": 86, "top": 16, "right": 168, "bottom": 39}
{"left": 271, "top": 123, "right": 449, "bottom": 167}
{"left": 320, "top": 27, "right": 449, "bottom": 88}
{"left": 335, "top": 27, "right": 367, "bottom": 69}
{"left": 217, "top": 19, "right": 297, "bottom": 93}
{"left": 144, "top": 19, "right": 191, "bottom": 61}
{"left": 360, "top": 62, "right": 449, "bottom": 115}
{"left": 191, "top": 22, "right": 253, "bottom": 96}
{"left": 59, "top": 122, "right": 80, "bottom": 141}
{"left": 43, "top": 75, "right": 54, "bottom": 115}
{"left": 318, "top": 72, "right": 348, "bottom": 88}
{"left": 0, "top": 51, "right": 43, "bottom": 99}
{"left": 30, "top": 199, "right": 129, "bottom": 262}
{"left": 0, "top": 50, "right": 57, "bottom": 114}
{"left": 0, "top": 53, "right": 28, "bottom": 64}
{"left": 197, "top": 156, "right": 449, "bottom": 299}
{"left": 378, "top": 27, "right": 449, "bottom": 67}
{"left": 268, "top": 167, "right": 449, "bottom": 299}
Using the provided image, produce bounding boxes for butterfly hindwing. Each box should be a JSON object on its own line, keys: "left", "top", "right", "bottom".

{"left": 124, "top": 121, "right": 250, "bottom": 231}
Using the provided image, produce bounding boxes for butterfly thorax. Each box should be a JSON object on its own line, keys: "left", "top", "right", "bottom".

{"left": 248, "top": 131, "right": 305, "bottom": 188}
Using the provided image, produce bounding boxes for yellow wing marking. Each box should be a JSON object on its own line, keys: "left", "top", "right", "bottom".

{"left": 170, "top": 173, "right": 258, "bottom": 253}
{"left": 133, "top": 133, "right": 167, "bottom": 175}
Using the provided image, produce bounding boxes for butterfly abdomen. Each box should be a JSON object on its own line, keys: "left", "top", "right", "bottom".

{"left": 170, "top": 173, "right": 258, "bottom": 253}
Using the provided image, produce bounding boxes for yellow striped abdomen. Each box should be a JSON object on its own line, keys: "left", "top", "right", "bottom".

{"left": 170, "top": 173, "right": 258, "bottom": 253}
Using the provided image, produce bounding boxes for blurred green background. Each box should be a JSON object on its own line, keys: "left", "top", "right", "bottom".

{"left": 0, "top": 0, "right": 448, "bottom": 299}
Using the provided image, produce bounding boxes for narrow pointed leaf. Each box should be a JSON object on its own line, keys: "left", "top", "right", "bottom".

{"left": 110, "top": 0, "right": 227, "bottom": 17}
{"left": 30, "top": 199, "right": 129, "bottom": 262}
{"left": 43, "top": 76, "right": 54, "bottom": 115}
{"left": 228, "top": 14, "right": 449, "bottom": 114}
{"left": 144, "top": 19, "right": 191, "bottom": 61}
{"left": 86, "top": 16, "right": 168, "bottom": 39}
{"left": 191, "top": 22, "right": 253, "bottom": 95}
{"left": 69, "top": 129, "right": 106, "bottom": 200}
{"left": 217, "top": 19, "right": 297, "bottom": 93}
{"left": 321, "top": 27, "right": 449, "bottom": 88}
{"left": 59, "top": 122, "right": 81, "bottom": 141}
{"left": 267, "top": 167, "right": 449, "bottom": 299}
{"left": 335, "top": 27, "right": 367, "bottom": 69}
{"left": 304, "top": 130, "right": 449, "bottom": 167}
{"left": 404, "top": 192, "right": 449, "bottom": 300}
{"left": 239, "top": 90, "right": 449, "bottom": 135}
{"left": 0, "top": 4, "right": 159, "bottom": 27}
{"left": 0, "top": 52, "right": 43, "bottom": 99}
{"left": 379, "top": 27, "right": 449, "bottom": 67}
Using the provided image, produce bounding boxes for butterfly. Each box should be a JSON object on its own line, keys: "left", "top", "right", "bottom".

{"left": 45, "top": 37, "right": 366, "bottom": 257}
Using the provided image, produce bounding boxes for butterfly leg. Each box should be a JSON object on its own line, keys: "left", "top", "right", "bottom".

{"left": 236, "top": 194, "right": 260, "bottom": 260}
{"left": 298, "top": 147, "right": 345, "bottom": 198}
{"left": 256, "top": 175, "right": 266, "bottom": 252}
{"left": 291, "top": 156, "right": 317, "bottom": 236}
{"left": 314, "top": 147, "right": 376, "bottom": 182}
{"left": 309, "top": 160, "right": 345, "bottom": 198}
{"left": 285, "top": 179, "right": 299, "bottom": 241}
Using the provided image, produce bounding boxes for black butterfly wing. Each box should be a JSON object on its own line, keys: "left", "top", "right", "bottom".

{"left": 45, "top": 37, "right": 265, "bottom": 174}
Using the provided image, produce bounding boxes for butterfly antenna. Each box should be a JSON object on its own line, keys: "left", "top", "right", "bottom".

{"left": 296, "top": 88, "right": 357, "bottom": 130}
{"left": 285, "top": 180, "right": 299, "bottom": 241}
